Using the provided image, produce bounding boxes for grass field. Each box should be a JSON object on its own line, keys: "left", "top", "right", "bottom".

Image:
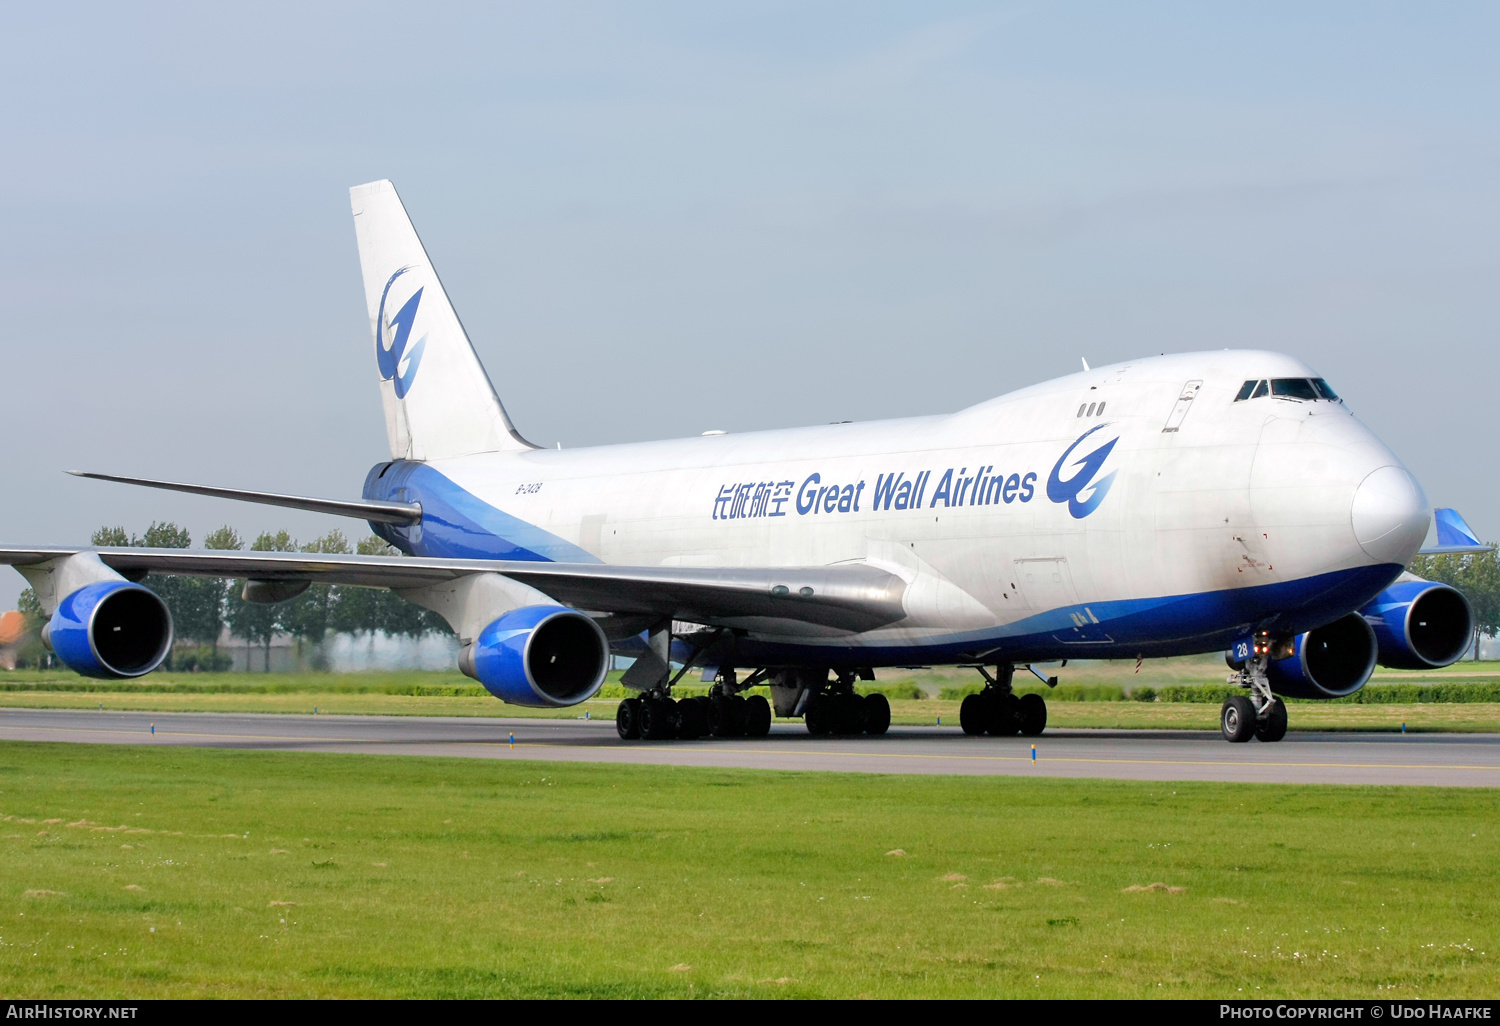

{"left": 0, "top": 742, "right": 1495, "bottom": 999}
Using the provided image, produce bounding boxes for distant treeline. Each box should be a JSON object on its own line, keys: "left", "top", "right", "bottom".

{"left": 17, "top": 523, "right": 449, "bottom": 671}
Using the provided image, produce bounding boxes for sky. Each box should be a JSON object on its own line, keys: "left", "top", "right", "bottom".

{"left": 0, "top": 2, "right": 1496, "bottom": 607}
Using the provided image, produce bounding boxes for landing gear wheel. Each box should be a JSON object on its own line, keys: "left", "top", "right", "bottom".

{"left": 616, "top": 697, "right": 642, "bottom": 740}
{"left": 1254, "top": 699, "right": 1288, "bottom": 743}
{"left": 959, "top": 694, "right": 985, "bottom": 735}
{"left": 863, "top": 693, "right": 891, "bottom": 735}
{"left": 709, "top": 695, "right": 744, "bottom": 738}
{"left": 1018, "top": 693, "right": 1047, "bottom": 736}
{"left": 743, "top": 695, "right": 772, "bottom": 737}
{"left": 805, "top": 694, "right": 832, "bottom": 735}
{"left": 1221, "top": 696, "right": 1256, "bottom": 743}
{"left": 640, "top": 698, "right": 677, "bottom": 741}
{"left": 708, "top": 695, "right": 729, "bottom": 737}
{"left": 833, "top": 694, "right": 864, "bottom": 735}
{"left": 677, "top": 696, "right": 709, "bottom": 740}
{"left": 987, "top": 693, "right": 1021, "bottom": 736}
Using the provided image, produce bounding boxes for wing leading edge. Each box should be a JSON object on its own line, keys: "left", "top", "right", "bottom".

{"left": 0, "top": 547, "right": 908, "bottom": 634}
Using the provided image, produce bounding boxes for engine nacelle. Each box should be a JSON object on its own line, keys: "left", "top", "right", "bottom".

{"left": 1266, "top": 612, "right": 1377, "bottom": 700}
{"left": 459, "top": 605, "right": 609, "bottom": 707}
{"left": 1360, "top": 579, "right": 1473, "bottom": 670}
{"left": 47, "top": 580, "right": 173, "bottom": 679}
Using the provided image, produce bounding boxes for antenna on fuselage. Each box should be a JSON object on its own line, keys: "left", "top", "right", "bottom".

{"left": 1081, "top": 357, "right": 1090, "bottom": 372}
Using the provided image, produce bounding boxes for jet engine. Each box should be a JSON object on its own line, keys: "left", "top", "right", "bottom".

{"left": 46, "top": 580, "right": 173, "bottom": 679}
{"left": 458, "top": 604, "right": 609, "bottom": 707}
{"left": 1360, "top": 579, "right": 1473, "bottom": 670}
{"left": 1266, "top": 612, "right": 1378, "bottom": 700}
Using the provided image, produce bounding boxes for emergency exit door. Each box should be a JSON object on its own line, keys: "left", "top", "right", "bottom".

{"left": 1162, "top": 380, "right": 1203, "bottom": 432}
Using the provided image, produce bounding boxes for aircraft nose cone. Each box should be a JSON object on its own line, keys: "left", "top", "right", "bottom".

{"left": 1350, "top": 465, "right": 1429, "bottom": 565}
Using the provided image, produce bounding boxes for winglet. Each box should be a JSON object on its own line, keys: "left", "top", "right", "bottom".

{"left": 1417, "top": 508, "right": 1493, "bottom": 555}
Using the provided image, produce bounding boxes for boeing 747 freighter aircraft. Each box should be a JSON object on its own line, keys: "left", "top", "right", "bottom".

{"left": 4, "top": 181, "right": 1487, "bottom": 744}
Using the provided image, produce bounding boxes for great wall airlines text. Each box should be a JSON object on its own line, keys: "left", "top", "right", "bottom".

{"left": 711, "top": 467, "right": 1039, "bottom": 521}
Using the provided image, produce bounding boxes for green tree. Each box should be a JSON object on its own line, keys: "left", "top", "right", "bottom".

{"left": 329, "top": 535, "right": 451, "bottom": 640}
{"left": 357, "top": 534, "right": 396, "bottom": 558}
{"left": 136, "top": 523, "right": 191, "bottom": 669}
{"left": 92, "top": 526, "right": 132, "bottom": 546}
{"left": 362, "top": 535, "right": 449, "bottom": 637}
{"left": 1408, "top": 547, "right": 1500, "bottom": 660}
{"left": 196, "top": 526, "right": 242, "bottom": 667}
{"left": 203, "top": 526, "right": 243, "bottom": 551}
{"left": 17, "top": 587, "right": 44, "bottom": 636}
{"left": 279, "top": 529, "right": 351, "bottom": 669}
{"left": 225, "top": 530, "right": 294, "bottom": 672}
{"left": 14, "top": 587, "right": 49, "bottom": 669}
{"left": 139, "top": 522, "right": 190, "bottom": 549}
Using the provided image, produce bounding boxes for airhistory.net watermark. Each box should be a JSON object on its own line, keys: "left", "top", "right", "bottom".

{"left": 4, "top": 1007, "right": 137, "bottom": 1020}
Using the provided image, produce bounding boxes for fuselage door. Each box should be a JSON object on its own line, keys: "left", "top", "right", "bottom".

{"left": 1162, "top": 379, "right": 1204, "bottom": 433}
{"left": 1014, "top": 558, "right": 1079, "bottom": 613}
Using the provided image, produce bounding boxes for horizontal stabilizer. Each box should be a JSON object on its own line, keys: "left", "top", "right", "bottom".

{"left": 1417, "top": 507, "right": 1493, "bottom": 555}
{"left": 67, "top": 471, "right": 423, "bottom": 526}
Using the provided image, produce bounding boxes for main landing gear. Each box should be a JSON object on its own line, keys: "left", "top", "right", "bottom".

{"left": 959, "top": 664, "right": 1047, "bottom": 737}
{"left": 803, "top": 671, "right": 891, "bottom": 736}
{"left": 616, "top": 669, "right": 773, "bottom": 742}
{"left": 1221, "top": 636, "right": 1288, "bottom": 743}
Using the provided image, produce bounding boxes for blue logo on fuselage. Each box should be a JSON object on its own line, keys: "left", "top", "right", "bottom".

{"left": 375, "top": 267, "right": 427, "bottom": 399}
{"left": 1047, "top": 424, "right": 1119, "bottom": 519}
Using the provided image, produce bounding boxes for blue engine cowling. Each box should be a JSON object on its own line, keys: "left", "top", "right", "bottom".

{"left": 1359, "top": 579, "right": 1473, "bottom": 670}
{"left": 47, "top": 580, "right": 174, "bottom": 679}
{"left": 460, "top": 605, "right": 609, "bottom": 707}
{"left": 1266, "top": 612, "right": 1378, "bottom": 700}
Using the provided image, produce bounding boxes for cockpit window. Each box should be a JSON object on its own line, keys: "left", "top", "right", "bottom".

{"left": 1236, "top": 377, "right": 1340, "bottom": 403}
{"left": 1271, "top": 378, "right": 1320, "bottom": 401}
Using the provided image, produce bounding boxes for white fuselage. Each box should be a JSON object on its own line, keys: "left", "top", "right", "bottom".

{"left": 370, "top": 351, "right": 1429, "bottom": 666}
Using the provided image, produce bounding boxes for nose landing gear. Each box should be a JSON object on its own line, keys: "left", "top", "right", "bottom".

{"left": 1222, "top": 635, "right": 1288, "bottom": 743}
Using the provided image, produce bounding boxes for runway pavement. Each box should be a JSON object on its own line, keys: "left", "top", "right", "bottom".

{"left": 2, "top": 706, "right": 1498, "bottom": 786}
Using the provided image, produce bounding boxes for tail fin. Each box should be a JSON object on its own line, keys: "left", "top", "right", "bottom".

{"left": 350, "top": 180, "right": 534, "bottom": 460}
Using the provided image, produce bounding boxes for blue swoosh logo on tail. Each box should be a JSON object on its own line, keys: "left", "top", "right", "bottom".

{"left": 374, "top": 267, "right": 426, "bottom": 397}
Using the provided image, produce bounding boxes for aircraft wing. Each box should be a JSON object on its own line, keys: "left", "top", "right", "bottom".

{"left": 0, "top": 547, "right": 908, "bottom": 634}
{"left": 1417, "top": 508, "right": 1494, "bottom": 555}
